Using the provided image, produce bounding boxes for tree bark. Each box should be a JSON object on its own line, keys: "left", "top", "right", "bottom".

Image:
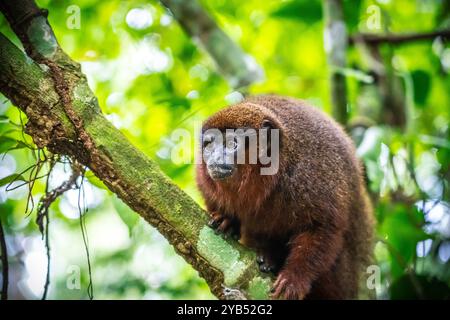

{"left": 349, "top": 30, "right": 450, "bottom": 46}
{"left": 0, "top": 0, "right": 271, "bottom": 300}
{"left": 323, "top": 0, "right": 348, "bottom": 125}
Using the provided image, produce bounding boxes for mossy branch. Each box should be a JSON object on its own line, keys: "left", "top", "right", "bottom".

{"left": 0, "top": 0, "right": 271, "bottom": 300}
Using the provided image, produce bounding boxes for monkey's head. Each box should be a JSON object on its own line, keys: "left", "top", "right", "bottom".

{"left": 199, "top": 102, "right": 281, "bottom": 182}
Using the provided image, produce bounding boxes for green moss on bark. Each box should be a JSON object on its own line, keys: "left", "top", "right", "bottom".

{"left": 0, "top": 31, "right": 271, "bottom": 299}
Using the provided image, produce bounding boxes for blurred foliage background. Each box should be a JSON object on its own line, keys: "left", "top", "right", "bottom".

{"left": 0, "top": 0, "right": 449, "bottom": 299}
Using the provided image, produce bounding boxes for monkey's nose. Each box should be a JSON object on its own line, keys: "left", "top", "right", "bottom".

{"left": 207, "top": 163, "right": 235, "bottom": 180}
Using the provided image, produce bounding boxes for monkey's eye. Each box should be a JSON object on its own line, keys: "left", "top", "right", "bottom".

{"left": 225, "top": 138, "right": 238, "bottom": 151}
{"left": 203, "top": 135, "right": 214, "bottom": 149}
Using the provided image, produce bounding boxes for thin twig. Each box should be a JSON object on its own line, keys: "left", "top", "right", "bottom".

{"left": 41, "top": 200, "right": 50, "bottom": 300}
{"left": 350, "top": 30, "right": 450, "bottom": 46}
{"left": 323, "top": 0, "right": 349, "bottom": 124}
{"left": 37, "top": 159, "right": 80, "bottom": 299}
{"left": 25, "top": 149, "right": 47, "bottom": 216}
{"left": 40, "top": 160, "right": 53, "bottom": 300}
{"left": 379, "top": 238, "right": 424, "bottom": 299}
{"left": 78, "top": 170, "right": 94, "bottom": 300}
{"left": 159, "top": 0, "right": 263, "bottom": 89}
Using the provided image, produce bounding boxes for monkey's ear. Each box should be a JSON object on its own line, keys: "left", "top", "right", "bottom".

{"left": 261, "top": 119, "right": 275, "bottom": 129}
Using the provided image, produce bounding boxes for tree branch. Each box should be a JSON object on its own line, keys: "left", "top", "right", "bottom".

{"left": 349, "top": 30, "right": 450, "bottom": 46}
{"left": 0, "top": 0, "right": 271, "bottom": 300}
{"left": 323, "top": 0, "right": 348, "bottom": 125}
{"left": 159, "top": 0, "right": 263, "bottom": 90}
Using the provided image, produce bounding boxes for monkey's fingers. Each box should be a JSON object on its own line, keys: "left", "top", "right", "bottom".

{"left": 207, "top": 212, "right": 241, "bottom": 239}
{"left": 218, "top": 218, "right": 231, "bottom": 229}
{"left": 208, "top": 217, "right": 221, "bottom": 229}
{"left": 272, "top": 274, "right": 309, "bottom": 300}
{"left": 271, "top": 277, "right": 287, "bottom": 299}
{"left": 230, "top": 230, "right": 240, "bottom": 240}
{"left": 259, "top": 264, "right": 275, "bottom": 273}
{"left": 216, "top": 219, "right": 231, "bottom": 235}
{"left": 208, "top": 211, "right": 224, "bottom": 229}
{"left": 217, "top": 218, "right": 240, "bottom": 239}
{"left": 256, "top": 254, "right": 276, "bottom": 273}
{"left": 256, "top": 255, "right": 264, "bottom": 265}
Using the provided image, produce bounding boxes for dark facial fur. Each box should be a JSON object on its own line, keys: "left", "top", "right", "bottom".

{"left": 196, "top": 95, "right": 375, "bottom": 300}
{"left": 201, "top": 120, "right": 276, "bottom": 181}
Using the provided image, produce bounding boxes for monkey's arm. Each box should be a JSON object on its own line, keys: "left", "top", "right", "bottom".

{"left": 205, "top": 202, "right": 241, "bottom": 239}
{"left": 272, "top": 226, "right": 345, "bottom": 299}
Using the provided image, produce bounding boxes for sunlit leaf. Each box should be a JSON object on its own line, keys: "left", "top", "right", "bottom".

{"left": 85, "top": 171, "right": 108, "bottom": 190}
{"left": 271, "top": 0, "right": 322, "bottom": 23}
{"left": 112, "top": 197, "right": 139, "bottom": 235}
{"left": 343, "top": 0, "right": 362, "bottom": 31}
{"left": 380, "top": 205, "right": 428, "bottom": 277}
{"left": 0, "top": 136, "right": 18, "bottom": 154}
{"left": 411, "top": 70, "right": 431, "bottom": 106}
{"left": 0, "top": 173, "right": 26, "bottom": 187}
{"left": 390, "top": 274, "right": 450, "bottom": 299}
{"left": 155, "top": 96, "right": 191, "bottom": 110}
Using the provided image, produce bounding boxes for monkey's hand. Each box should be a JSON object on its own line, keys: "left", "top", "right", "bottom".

{"left": 271, "top": 271, "right": 310, "bottom": 300}
{"left": 256, "top": 253, "right": 279, "bottom": 274}
{"left": 208, "top": 211, "right": 240, "bottom": 240}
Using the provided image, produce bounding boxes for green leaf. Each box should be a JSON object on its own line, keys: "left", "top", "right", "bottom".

{"left": 0, "top": 136, "right": 18, "bottom": 154}
{"left": 155, "top": 96, "right": 191, "bottom": 110}
{"left": 11, "top": 140, "right": 28, "bottom": 151}
{"left": 0, "top": 136, "right": 28, "bottom": 154}
{"left": 112, "top": 197, "right": 139, "bottom": 235}
{"left": 167, "top": 164, "right": 191, "bottom": 179}
{"left": 0, "top": 173, "right": 26, "bottom": 187}
{"left": 437, "top": 147, "right": 450, "bottom": 169}
{"left": 380, "top": 205, "right": 428, "bottom": 277}
{"left": 271, "top": 0, "right": 322, "bottom": 24}
{"left": 335, "top": 67, "right": 374, "bottom": 84}
{"left": 390, "top": 274, "right": 450, "bottom": 299}
{"left": 343, "top": 0, "right": 362, "bottom": 31}
{"left": 85, "top": 171, "right": 108, "bottom": 190}
{"left": 411, "top": 70, "right": 431, "bottom": 106}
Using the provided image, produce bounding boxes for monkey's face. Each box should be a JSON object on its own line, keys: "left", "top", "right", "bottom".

{"left": 201, "top": 119, "right": 278, "bottom": 181}
{"left": 202, "top": 130, "right": 239, "bottom": 181}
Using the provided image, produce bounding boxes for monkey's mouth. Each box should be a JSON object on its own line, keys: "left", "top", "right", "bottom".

{"left": 207, "top": 164, "right": 235, "bottom": 181}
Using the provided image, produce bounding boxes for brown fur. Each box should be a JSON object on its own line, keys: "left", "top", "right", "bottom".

{"left": 196, "top": 95, "right": 374, "bottom": 299}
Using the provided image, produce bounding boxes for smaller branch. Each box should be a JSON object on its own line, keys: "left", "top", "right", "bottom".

{"left": 36, "top": 159, "right": 81, "bottom": 300}
{"left": 159, "top": 0, "right": 263, "bottom": 89}
{"left": 36, "top": 161, "right": 80, "bottom": 234}
{"left": 0, "top": 216, "right": 8, "bottom": 300}
{"left": 0, "top": 0, "right": 49, "bottom": 59}
{"left": 349, "top": 30, "right": 450, "bottom": 46}
{"left": 323, "top": 0, "right": 348, "bottom": 125}
{"left": 77, "top": 171, "right": 94, "bottom": 300}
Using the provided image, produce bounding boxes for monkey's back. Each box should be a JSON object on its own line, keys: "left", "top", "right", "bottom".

{"left": 200, "top": 95, "right": 374, "bottom": 299}
{"left": 245, "top": 95, "right": 375, "bottom": 298}
{"left": 245, "top": 95, "right": 361, "bottom": 212}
